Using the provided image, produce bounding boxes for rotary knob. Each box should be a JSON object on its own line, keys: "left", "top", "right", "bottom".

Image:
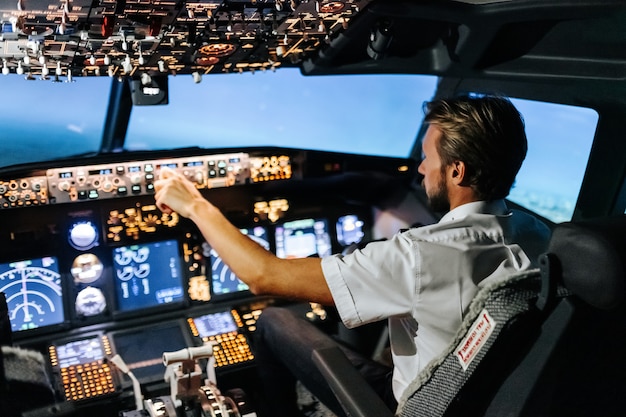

{"left": 75, "top": 286, "right": 107, "bottom": 317}
{"left": 194, "top": 170, "right": 204, "bottom": 184}
{"left": 69, "top": 221, "right": 99, "bottom": 250}
{"left": 58, "top": 181, "right": 71, "bottom": 192}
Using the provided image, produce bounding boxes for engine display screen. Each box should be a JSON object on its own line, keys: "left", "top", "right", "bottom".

{"left": 193, "top": 311, "right": 238, "bottom": 338}
{"left": 0, "top": 256, "right": 64, "bottom": 332}
{"left": 275, "top": 218, "right": 332, "bottom": 259}
{"left": 209, "top": 227, "right": 269, "bottom": 296}
{"left": 112, "top": 239, "right": 184, "bottom": 312}
{"left": 110, "top": 322, "right": 189, "bottom": 384}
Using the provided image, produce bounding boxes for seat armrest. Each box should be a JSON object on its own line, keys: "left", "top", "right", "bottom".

{"left": 312, "top": 346, "right": 394, "bottom": 417}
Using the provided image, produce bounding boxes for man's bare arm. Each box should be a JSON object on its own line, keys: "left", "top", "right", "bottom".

{"left": 154, "top": 167, "right": 334, "bottom": 305}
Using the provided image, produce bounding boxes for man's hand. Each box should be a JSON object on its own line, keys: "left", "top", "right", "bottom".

{"left": 154, "top": 167, "right": 206, "bottom": 218}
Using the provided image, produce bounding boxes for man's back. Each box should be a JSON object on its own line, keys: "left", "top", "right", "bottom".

{"left": 322, "top": 200, "right": 551, "bottom": 399}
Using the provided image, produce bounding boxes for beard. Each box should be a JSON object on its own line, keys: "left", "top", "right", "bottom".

{"left": 426, "top": 176, "right": 450, "bottom": 212}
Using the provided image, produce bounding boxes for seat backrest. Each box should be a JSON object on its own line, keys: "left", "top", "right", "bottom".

{"left": 398, "top": 215, "right": 626, "bottom": 417}
{"left": 398, "top": 269, "right": 552, "bottom": 417}
{"left": 1, "top": 292, "right": 56, "bottom": 417}
{"left": 0, "top": 292, "right": 11, "bottom": 346}
{"left": 546, "top": 216, "right": 626, "bottom": 309}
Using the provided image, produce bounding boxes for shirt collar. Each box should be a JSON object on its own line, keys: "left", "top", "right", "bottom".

{"left": 439, "top": 200, "right": 509, "bottom": 223}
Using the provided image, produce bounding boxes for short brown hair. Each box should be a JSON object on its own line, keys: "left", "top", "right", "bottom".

{"left": 424, "top": 95, "right": 527, "bottom": 200}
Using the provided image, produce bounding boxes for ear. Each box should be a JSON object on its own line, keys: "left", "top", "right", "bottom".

{"left": 449, "top": 160, "right": 466, "bottom": 185}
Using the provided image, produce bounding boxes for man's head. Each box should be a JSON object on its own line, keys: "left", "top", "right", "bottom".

{"left": 419, "top": 95, "right": 527, "bottom": 210}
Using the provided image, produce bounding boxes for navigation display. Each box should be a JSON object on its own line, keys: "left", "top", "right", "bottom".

{"left": 209, "top": 227, "right": 269, "bottom": 296}
{"left": 0, "top": 256, "right": 64, "bottom": 332}
{"left": 275, "top": 218, "right": 332, "bottom": 259}
{"left": 112, "top": 239, "right": 184, "bottom": 312}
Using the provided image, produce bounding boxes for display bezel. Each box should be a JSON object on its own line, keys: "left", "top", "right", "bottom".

{"left": 274, "top": 217, "right": 332, "bottom": 259}
{"left": 108, "top": 320, "right": 193, "bottom": 385}
{"left": 111, "top": 238, "right": 187, "bottom": 316}
{"left": 192, "top": 310, "right": 239, "bottom": 339}
{"left": 54, "top": 333, "right": 107, "bottom": 369}
{"left": 0, "top": 255, "right": 68, "bottom": 335}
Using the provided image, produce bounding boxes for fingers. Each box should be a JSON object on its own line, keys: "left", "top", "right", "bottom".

{"left": 154, "top": 168, "right": 176, "bottom": 214}
{"left": 153, "top": 166, "right": 200, "bottom": 219}
{"left": 154, "top": 167, "right": 181, "bottom": 195}
{"left": 156, "top": 201, "right": 172, "bottom": 214}
{"left": 154, "top": 186, "right": 170, "bottom": 214}
{"left": 159, "top": 166, "right": 176, "bottom": 179}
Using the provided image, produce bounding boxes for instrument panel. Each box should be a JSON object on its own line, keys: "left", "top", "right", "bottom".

{"left": 0, "top": 151, "right": 292, "bottom": 208}
{"left": 0, "top": 149, "right": 380, "bottom": 338}
{"left": 44, "top": 307, "right": 261, "bottom": 407}
{"left": 0, "top": 147, "right": 415, "bottom": 415}
{"left": 0, "top": 200, "right": 367, "bottom": 339}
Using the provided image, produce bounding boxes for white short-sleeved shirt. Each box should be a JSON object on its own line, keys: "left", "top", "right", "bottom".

{"left": 321, "top": 200, "right": 551, "bottom": 400}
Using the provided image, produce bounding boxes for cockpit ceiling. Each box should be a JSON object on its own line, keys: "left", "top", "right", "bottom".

{"left": 0, "top": 0, "right": 624, "bottom": 82}
{"left": 0, "top": 0, "right": 371, "bottom": 78}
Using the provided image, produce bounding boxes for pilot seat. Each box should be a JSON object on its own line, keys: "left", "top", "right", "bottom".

{"left": 313, "top": 215, "right": 626, "bottom": 417}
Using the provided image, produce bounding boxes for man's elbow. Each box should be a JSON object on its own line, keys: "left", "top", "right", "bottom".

{"left": 246, "top": 280, "right": 267, "bottom": 296}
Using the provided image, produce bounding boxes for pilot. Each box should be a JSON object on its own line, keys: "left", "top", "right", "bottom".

{"left": 154, "top": 95, "right": 551, "bottom": 416}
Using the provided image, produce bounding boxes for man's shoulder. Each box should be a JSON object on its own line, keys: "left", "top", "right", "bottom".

{"left": 402, "top": 209, "right": 550, "bottom": 242}
{"left": 508, "top": 209, "right": 552, "bottom": 233}
{"left": 401, "top": 217, "right": 487, "bottom": 243}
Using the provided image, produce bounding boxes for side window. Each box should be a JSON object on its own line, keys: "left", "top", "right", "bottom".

{"left": 509, "top": 99, "right": 598, "bottom": 223}
{"left": 0, "top": 75, "right": 108, "bottom": 168}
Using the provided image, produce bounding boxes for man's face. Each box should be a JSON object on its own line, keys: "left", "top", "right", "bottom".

{"left": 418, "top": 125, "right": 450, "bottom": 212}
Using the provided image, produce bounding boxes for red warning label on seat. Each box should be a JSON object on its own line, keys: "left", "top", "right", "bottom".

{"left": 455, "top": 309, "right": 496, "bottom": 371}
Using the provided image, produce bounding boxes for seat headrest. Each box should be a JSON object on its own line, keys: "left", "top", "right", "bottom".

{"left": 547, "top": 215, "right": 626, "bottom": 310}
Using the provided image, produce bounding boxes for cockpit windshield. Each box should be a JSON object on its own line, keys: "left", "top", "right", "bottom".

{"left": 0, "top": 68, "right": 598, "bottom": 223}
{"left": 126, "top": 69, "right": 437, "bottom": 156}
{"left": 0, "top": 70, "right": 438, "bottom": 170}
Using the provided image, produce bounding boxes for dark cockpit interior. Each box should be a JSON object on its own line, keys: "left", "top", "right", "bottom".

{"left": 1, "top": 0, "right": 626, "bottom": 416}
